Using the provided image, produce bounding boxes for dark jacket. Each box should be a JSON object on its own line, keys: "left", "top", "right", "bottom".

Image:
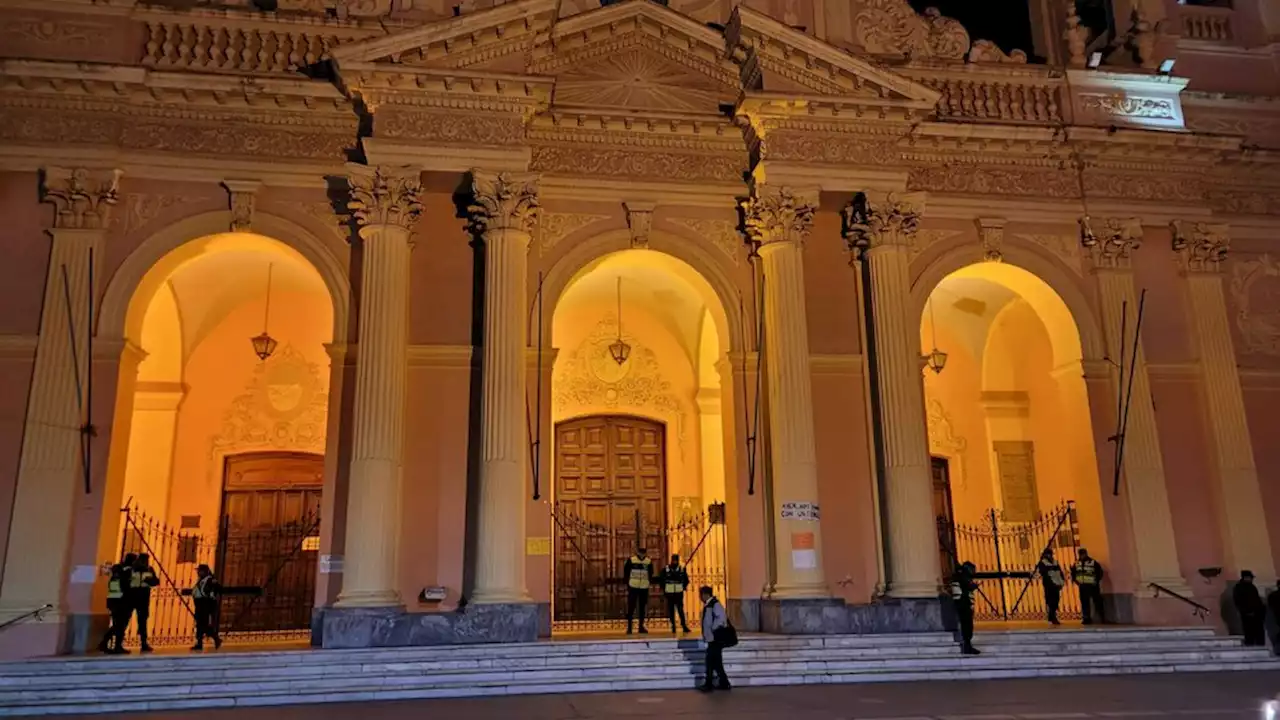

{"left": 658, "top": 565, "right": 689, "bottom": 595}
{"left": 1037, "top": 559, "right": 1066, "bottom": 590}
{"left": 950, "top": 568, "right": 978, "bottom": 608}
{"left": 1235, "top": 581, "right": 1264, "bottom": 615}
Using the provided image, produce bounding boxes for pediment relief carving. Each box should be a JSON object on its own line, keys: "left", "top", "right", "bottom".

{"left": 853, "top": 0, "right": 969, "bottom": 61}
{"left": 549, "top": 44, "right": 738, "bottom": 114}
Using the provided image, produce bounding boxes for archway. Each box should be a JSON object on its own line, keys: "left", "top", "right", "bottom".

{"left": 920, "top": 261, "right": 1109, "bottom": 624}
{"left": 547, "top": 248, "right": 733, "bottom": 633}
{"left": 98, "top": 231, "right": 336, "bottom": 647}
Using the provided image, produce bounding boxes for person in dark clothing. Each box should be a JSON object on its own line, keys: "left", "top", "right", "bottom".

{"left": 1072, "top": 548, "right": 1106, "bottom": 625}
{"left": 659, "top": 554, "right": 691, "bottom": 634}
{"left": 128, "top": 553, "right": 160, "bottom": 652}
{"left": 1268, "top": 581, "right": 1280, "bottom": 654}
{"left": 623, "top": 547, "right": 654, "bottom": 634}
{"left": 950, "top": 561, "right": 980, "bottom": 656}
{"left": 699, "top": 585, "right": 730, "bottom": 692}
{"left": 97, "top": 553, "right": 135, "bottom": 655}
{"left": 1036, "top": 549, "right": 1067, "bottom": 626}
{"left": 1234, "top": 570, "right": 1266, "bottom": 647}
{"left": 181, "top": 564, "right": 222, "bottom": 651}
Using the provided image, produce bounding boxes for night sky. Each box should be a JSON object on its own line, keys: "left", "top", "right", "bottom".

{"left": 908, "top": 0, "right": 1038, "bottom": 59}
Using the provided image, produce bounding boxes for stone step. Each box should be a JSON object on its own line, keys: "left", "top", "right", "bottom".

{"left": 2, "top": 654, "right": 1277, "bottom": 716}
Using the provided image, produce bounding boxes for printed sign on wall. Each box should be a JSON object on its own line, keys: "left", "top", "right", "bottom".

{"left": 780, "top": 501, "right": 820, "bottom": 521}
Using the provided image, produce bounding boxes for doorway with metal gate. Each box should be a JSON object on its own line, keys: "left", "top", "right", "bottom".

{"left": 551, "top": 415, "right": 726, "bottom": 633}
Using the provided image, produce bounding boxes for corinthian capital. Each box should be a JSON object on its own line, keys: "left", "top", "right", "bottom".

{"left": 1171, "top": 220, "right": 1229, "bottom": 273}
{"left": 346, "top": 165, "right": 423, "bottom": 235}
{"left": 468, "top": 170, "right": 540, "bottom": 237}
{"left": 841, "top": 192, "right": 924, "bottom": 260}
{"left": 1081, "top": 216, "right": 1142, "bottom": 269}
{"left": 42, "top": 167, "right": 122, "bottom": 230}
{"left": 740, "top": 187, "right": 817, "bottom": 249}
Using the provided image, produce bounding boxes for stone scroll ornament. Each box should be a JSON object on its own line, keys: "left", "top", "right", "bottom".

{"left": 853, "top": 0, "right": 970, "bottom": 60}
{"left": 467, "top": 171, "right": 541, "bottom": 236}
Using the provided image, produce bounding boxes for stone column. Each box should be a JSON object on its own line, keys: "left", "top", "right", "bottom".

{"left": 1171, "top": 222, "right": 1275, "bottom": 580}
{"left": 1082, "top": 217, "right": 1189, "bottom": 594}
{"left": 741, "top": 187, "right": 827, "bottom": 598}
{"left": 843, "top": 192, "right": 940, "bottom": 598}
{"left": 0, "top": 168, "right": 120, "bottom": 626}
{"left": 334, "top": 165, "right": 422, "bottom": 608}
{"left": 468, "top": 170, "right": 540, "bottom": 604}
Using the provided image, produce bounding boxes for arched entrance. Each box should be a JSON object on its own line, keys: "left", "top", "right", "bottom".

{"left": 547, "top": 248, "right": 734, "bottom": 633}
{"left": 919, "top": 261, "right": 1109, "bottom": 623}
{"left": 97, "top": 230, "right": 337, "bottom": 647}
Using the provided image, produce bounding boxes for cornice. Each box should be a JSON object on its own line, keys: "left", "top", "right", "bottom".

{"left": 539, "top": 177, "right": 744, "bottom": 209}
{"left": 330, "top": 0, "right": 555, "bottom": 65}
{"left": 545, "top": 0, "right": 728, "bottom": 63}
{"left": 337, "top": 64, "right": 553, "bottom": 111}
{"left": 0, "top": 335, "right": 38, "bottom": 361}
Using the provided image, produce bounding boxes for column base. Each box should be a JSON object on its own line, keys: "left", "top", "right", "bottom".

{"left": 470, "top": 589, "right": 534, "bottom": 605}
{"left": 771, "top": 582, "right": 830, "bottom": 600}
{"left": 760, "top": 598, "right": 849, "bottom": 634}
{"left": 886, "top": 578, "right": 940, "bottom": 599}
{"left": 333, "top": 589, "right": 403, "bottom": 609}
{"left": 726, "top": 598, "right": 761, "bottom": 633}
{"left": 848, "top": 596, "right": 944, "bottom": 634}
{"left": 319, "top": 602, "right": 540, "bottom": 649}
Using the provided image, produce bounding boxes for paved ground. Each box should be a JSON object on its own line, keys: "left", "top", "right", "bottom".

{"left": 74, "top": 672, "right": 1280, "bottom": 720}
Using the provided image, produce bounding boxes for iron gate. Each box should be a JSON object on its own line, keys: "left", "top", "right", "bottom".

{"left": 552, "top": 502, "right": 727, "bottom": 632}
{"left": 938, "top": 500, "right": 1082, "bottom": 622}
{"left": 115, "top": 504, "right": 321, "bottom": 647}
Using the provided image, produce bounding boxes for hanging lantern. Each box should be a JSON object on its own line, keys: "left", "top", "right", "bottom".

{"left": 610, "top": 276, "right": 631, "bottom": 366}
{"left": 921, "top": 295, "right": 946, "bottom": 375}
{"left": 251, "top": 263, "right": 277, "bottom": 361}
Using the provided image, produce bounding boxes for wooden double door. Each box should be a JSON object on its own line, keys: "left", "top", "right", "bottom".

{"left": 553, "top": 415, "right": 667, "bottom": 627}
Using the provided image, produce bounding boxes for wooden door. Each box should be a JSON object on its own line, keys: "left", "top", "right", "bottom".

{"left": 220, "top": 452, "right": 323, "bottom": 635}
{"left": 554, "top": 416, "right": 666, "bottom": 626}
{"left": 931, "top": 456, "right": 958, "bottom": 579}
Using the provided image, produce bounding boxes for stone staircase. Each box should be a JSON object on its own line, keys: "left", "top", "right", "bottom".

{"left": 0, "top": 627, "right": 1275, "bottom": 715}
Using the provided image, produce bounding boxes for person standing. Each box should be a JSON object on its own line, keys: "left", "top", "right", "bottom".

{"left": 128, "top": 553, "right": 160, "bottom": 652}
{"left": 182, "top": 564, "right": 223, "bottom": 652}
{"left": 1036, "top": 549, "right": 1066, "bottom": 626}
{"left": 1072, "top": 548, "right": 1106, "bottom": 625}
{"left": 1234, "top": 570, "right": 1266, "bottom": 647}
{"left": 698, "top": 585, "right": 731, "bottom": 692}
{"left": 1267, "top": 580, "right": 1280, "bottom": 654}
{"left": 950, "top": 560, "right": 980, "bottom": 656}
{"left": 659, "top": 554, "right": 691, "bottom": 635}
{"left": 623, "top": 547, "right": 654, "bottom": 635}
{"left": 97, "top": 553, "right": 135, "bottom": 655}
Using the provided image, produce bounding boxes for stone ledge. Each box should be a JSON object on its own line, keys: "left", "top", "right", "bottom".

{"left": 319, "top": 603, "right": 539, "bottom": 649}
{"left": 760, "top": 596, "right": 945, "bottom": 635}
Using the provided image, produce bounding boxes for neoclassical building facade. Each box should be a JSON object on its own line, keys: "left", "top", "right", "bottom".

{"left": 1, "top": 0, "right": 1280, "bottom": 656}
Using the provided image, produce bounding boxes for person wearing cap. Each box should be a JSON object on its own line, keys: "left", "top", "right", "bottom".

{"left": 97, "top": 553, "right": 136, "bottom": 655}
{"left": 1071, "top": 548, "right": 1106, "bottom": 625}
{"left": 1035, "top": 548, "right": 1066, "bottom": 626}
{"left": 127, "top": 553, "right": 160, "bottom": 652}
{"left": 623, "top": 546, "right": 654, "bottom": 634}
{"left": 1234, "top": 570, "right": 1266, "bottom": 647}
{"left": 658, "top": 553, "right": 691, "bottom": 634}
{"left": 949, "top": 560, "right": 980, "bottom": 656}
{"left": 181, "top": 564, "right": 223, "bottom": 651}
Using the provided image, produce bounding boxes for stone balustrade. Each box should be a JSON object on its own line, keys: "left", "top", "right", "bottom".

{"left": 140, "top": 17, "right": 373, "bottom": 73}
{"left": 1181, "top": 6, "right": 1234, "bottom": 42}
{"left": 902, "top": 65, "right": 1065, "bottom": 125}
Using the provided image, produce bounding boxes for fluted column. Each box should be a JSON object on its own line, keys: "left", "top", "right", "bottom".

{"left": 0, "top": 168, "right": 120, "bottom": 621}
{"left": 469, "top": 170, "right": 540, "bottom": 604}
{"left": 843, "top": 193, "right": 939, "bottom": 598}
{"left": 741, "top": 187, "right": 827, "bottom": 598}
{"left": 1082, "top": 217, "right": 1189, "bottom": 594}
{"left": 1171, "top": 222, "right": 1275, "bottom": 580}
{"left": 335, "top": 165, "right": 422, "bottom": 608}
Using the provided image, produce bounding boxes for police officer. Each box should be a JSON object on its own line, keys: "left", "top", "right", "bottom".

{"left": 659, "top": 553, "right": 691, "bottom": 634}
{"left": 97, "top": 553, "right": 135, "bottom": 655}
{"left": 950, "top": 561, "right": 980, "bottom": 655}
{"left": 128, "top": 553, "right": 160, "bottom": 652}
{"left": 1072, "top": 548, "right": 1106, "bottom": 625}
{"left": 1036, "top": 548, "right": 1066, "bottom": 626}
{"left": 182, "top": 564, "right": 223, "bottom": 652}
{"left": 1234, "top": 570, "right": 1266, "bottom": 647}
{"left": 623, "top": 546, "right": 654, "bottom": 634}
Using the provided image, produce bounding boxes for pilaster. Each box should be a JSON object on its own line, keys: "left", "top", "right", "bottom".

{"left": 741, "top": 186, "right": 827, "bottom": 599}
{"left": 468, "top": 169, "right": 540, "bottom": 604}
{"left": 1082, "top": 217, "right": 1189, "bottom": 594}
{"left": 843, "top": 192, "right": 940, "bottom": 599}
{"left": 0, "top": 167, "right": 120, "bottom": 629}
{"left": 334, "top": 164, "right": 422, "bottom": 609}
{"left": 1171, "top": 221, "right": 1275, "bottom": 581}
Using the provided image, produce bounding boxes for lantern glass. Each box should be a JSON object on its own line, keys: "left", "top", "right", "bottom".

{"left": 251, "top": 331, "right": 278, "bottom": 361}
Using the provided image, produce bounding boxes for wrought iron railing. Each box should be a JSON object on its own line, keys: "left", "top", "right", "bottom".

{"left": 0, "top": 605, "right": 53, "bottom": 635}
{"left": 1150, "top": 582, "right": 1211, "bottom": 621}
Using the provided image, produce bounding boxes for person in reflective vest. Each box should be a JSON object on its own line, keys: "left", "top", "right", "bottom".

{"left": 949, "top": 560, "right": 980, "bottom": 656}
{"left": 97, "top": 553, "right": 136, "bottom": 655}
{"left": 128, "top": 553, "right": 160, "bottom": 652}
{"left": 623, "top": 547, "right": 654, "bottom": 634}
{"left": 181, "top": 564, "right": 223, "bottom": 652}
{"left": 659, "top": 553, "right": 691, "bottom": 635}
{"left": 1036, "top": 549, "right": 1066, "bottom": 626}
{"left": 1071, "top": 548, "right": 1106, "bottom": 625}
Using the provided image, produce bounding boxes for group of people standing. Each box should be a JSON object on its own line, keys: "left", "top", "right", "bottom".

{"left": 98, "top": 555, "right": 223, "bottom": 654}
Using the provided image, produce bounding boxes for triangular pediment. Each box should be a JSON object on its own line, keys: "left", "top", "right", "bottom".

{"left": 727, "top": 6, "right": 940, "bottom": 114}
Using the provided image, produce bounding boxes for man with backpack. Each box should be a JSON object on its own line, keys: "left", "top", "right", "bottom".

{"left": 699, "top": 585, "right": 735, "bottom": 692}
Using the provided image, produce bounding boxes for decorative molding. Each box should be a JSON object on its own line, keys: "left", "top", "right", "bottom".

{"left": 529, "top": 146, "right": 744, "bottom": 184}
{"left": 1081, "top": 216, "right": 1143, "bottom": 270}
{"left": 42, "top": 167, "right": 121, "bottom": 230}
{"left": 1078, "top": 94, "right": 1176, "bottom": 120}
{"left": 346, "top": 164, "right": 423, "bottom": 234}
{"left": 114, "top": 192, "right": 217, "bottom": 233}
{"left": 665, "top": 217, "right": 743, "bottom": 266}
{"left": 908, "top": 166, "right": 1079, "bottom": 199}
{"left": 222, "top": 179, "right": 262, "bottom": 233}
{"left": 536, "top": 212, "right": 611, "bottom": 256}
{"left": 852, "top": 0, "right": 970, "bottom": 60}
{"left": 1171, "top": 220, "right": 1230, "bottom": 273}
{"left": 623, "top": 201, "right": 655, "bottom": 250}
{"left": 468, "top": 170, "right": 540, "bottom": 237}
{"left": 741, "top": 187, "right": 817, "bottom": 248}
{"left": 407, "top": 344, "right": 475, "bottom": 368}
{"left": 0, "top": 335, "right": 39, "bottom": 361}
{"left": 1230, "top": 253, "right": 1280, "bottom": 356}
{"left": 925, "top": 397, "right": 968, "bottom": 490}
{"left": 208, "top": 343, "right": 328, "bottom": 460}
{"left": 842, "top": 192, "right": 925, "bottom": 259}
{"left": 977, "top": 217, "right": 1006, "bottom": 262}
{"left": 809, "top": 354, "right": 864, "bottom": 374}
{"left": 1012, "top": 233, "right": 1083, "bottom": 275}
{"left": 908, "top": 228, "right": 964, "bottom": 265}
{"left": 967, "top": 40, "right": 1028, "bottom": 64}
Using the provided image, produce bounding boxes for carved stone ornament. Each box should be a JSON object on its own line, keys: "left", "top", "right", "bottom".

{"left": 1079, "top": 94, "right": 1176, "bottom": 120}
{"left": 977, "top": 217, "right": 1007, "bottom": 262}
{"left": 967, "top": 40, "right": 1028, "bottom": 64}
{"left": 854, "top": 0, "right": 970, "bottom": 60}
{"left": 924, "top": 396, "right": 968, "bottom": 489}
{"left": 222, "top": 180, "right": 262, "bottom": 233}
{"left": 624, "top": 201, "right": 656, "bottom": 250}
{"left": 841, "top": 192, "right": 925, "bottom": 260}
{"left": 208, "top": 342, "right": 328, "bottom": 460}
{"left": 740, "top": 188, "right": 817, "bottom": 249}
{"left": 346, "top": 165, "right": 424, "bottom": 233}
{"left": 1064, "top": 6, "right": 1089, "bottom": 68}
{"left": 42, "top": 167, "right": 122, "bottom": 230}
{"left": 537, "top": 212, "right": 611, "bottom": 256}
{"left": 1230, "top": 254, "right": 1280, "bottom": 356}
{"left": 468, "top": 170, "right": 541, "bottom": 237}
{"left": 1170, "top": 220, "right": 1230, "bottom": 273}
{"left": 667, "top": 217, "right": 743, "bottom": 266}
{"left": 1081, "top": 216, "right": 1143, "bottom": 269}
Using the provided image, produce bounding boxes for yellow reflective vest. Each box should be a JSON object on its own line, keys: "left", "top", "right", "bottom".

{"left": 131, "top": 570, "right": 156, "bottom": 589}
{"left": 626, "top": 556, "right": 653, "bottom": 590}
{"left": 106, "top": 576, "right": 123, "bottom": 600}
{"left": 1073, "top": 559, "right": 1101, "bottom": 585}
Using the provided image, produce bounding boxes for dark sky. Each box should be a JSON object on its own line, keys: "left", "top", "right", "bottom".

{"left": 908, "top": 0, "right": 1037, "bottom": 58}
